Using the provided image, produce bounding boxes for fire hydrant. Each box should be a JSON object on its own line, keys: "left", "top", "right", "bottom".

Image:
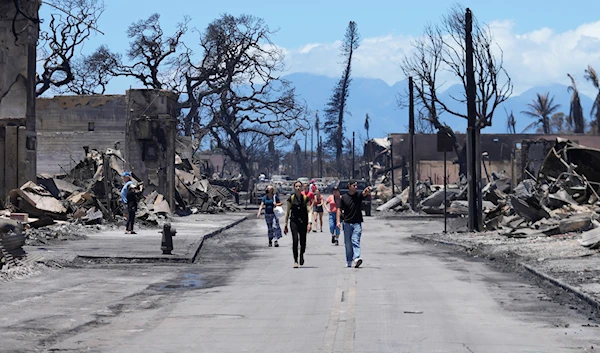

{"left": 160, "top": 223, "right": 177, "bottom": 254}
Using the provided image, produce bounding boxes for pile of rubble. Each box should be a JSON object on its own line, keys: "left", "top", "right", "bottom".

{"left": 0, "top": 148, "right": 243, "bottom": 258}
{"left": 174, "top": 165, "right": 243, "bottom": 214}
{"left": 378, "top": 138, "right": 600, "bottom": 249}
{"left": 0, "top": 220, "right": 25, "bottom": 270}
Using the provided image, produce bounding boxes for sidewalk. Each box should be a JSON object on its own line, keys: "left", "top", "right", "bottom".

{"left": 22, "top": 213, "right": 249, "bottom": 264}
{"left": 411, "top": 228, "right": 600, "bottom": 311}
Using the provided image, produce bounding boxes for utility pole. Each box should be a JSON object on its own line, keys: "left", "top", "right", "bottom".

{"left": 352, "top": 131, "right": 355, "bottom": 179}
{"left": 409, "top": 77, "right": 416, "bottom": 211}
{"left": 465, "top": 8, "right": 483, "bottom": 231}
{"left": 319, "top": 136, "right": 323, "bottom": 178}
{"left": 390, "top": 137, "right": 395, "bottom": 196}
{"left": 310, "top": 125, "right": 314, "bottom": 178}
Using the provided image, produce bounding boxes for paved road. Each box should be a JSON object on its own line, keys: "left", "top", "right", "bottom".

{"left": 2, "top": 215, "right": 599, "bottom": 352}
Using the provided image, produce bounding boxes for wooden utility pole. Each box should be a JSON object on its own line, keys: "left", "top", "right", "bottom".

{"left": 390, "top": 137, "right": 395, "bottom": 196}
{"left": 352, "top": 131, "right": 355, "bottom": 178}
{"left": 465, "top": 8, "right": 483, "bottom": 231}
{"left": 409, "top": 77, "right": 416, "bottom": 211}
{"left": 310, "top": 125, "right": 314, "bottom": 178}
{"left": 319, "top": 136, "right": 323, "bottom": 178}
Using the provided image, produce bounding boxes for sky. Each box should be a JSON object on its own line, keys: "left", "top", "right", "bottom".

{"left": 40, "top": 0, "right": 600, "bottom": 97}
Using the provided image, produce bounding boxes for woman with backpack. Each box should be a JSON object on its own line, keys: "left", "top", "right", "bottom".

{"left": 257, "top": 185, "right": 283, "bottom": 247}
{"left": 283, "top": 181, "right": 313, "bottom": 268}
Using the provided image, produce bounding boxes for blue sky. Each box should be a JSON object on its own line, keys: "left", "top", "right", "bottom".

{"left": 40, "top": 1, "right": 600, "bottom": 96}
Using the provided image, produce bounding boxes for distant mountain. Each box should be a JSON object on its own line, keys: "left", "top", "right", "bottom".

{"left": 284, "top": 73, "right": 597, "bottom": 139}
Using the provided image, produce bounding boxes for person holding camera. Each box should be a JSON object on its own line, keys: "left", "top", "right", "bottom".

{"left": 125, "top": 182, "right": 143, "bottom": 234}
{"left": 336, "top": 180, "right": 371, "bottom": 268}
{"left": 257, "top": 185, "right": 283, "bottom": 247}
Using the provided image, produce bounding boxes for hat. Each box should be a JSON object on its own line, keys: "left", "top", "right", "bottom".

{"left": 122, "top": 172, "right": 132, "bottom": 177}
{"left": 348, "top": 179, "right": 357, "bottom": 186}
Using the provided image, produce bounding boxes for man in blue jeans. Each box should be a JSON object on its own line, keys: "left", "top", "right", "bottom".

{"left": 336, "top": 180, "right": 371, "bottom": 268}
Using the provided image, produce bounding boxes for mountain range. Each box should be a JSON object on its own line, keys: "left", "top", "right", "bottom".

{"left": 284, "top": 73, "right": 597, "bottom": 141}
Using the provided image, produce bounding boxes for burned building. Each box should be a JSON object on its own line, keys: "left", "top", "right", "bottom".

{"left": 36, "top": 89, "right": 179, "bottom": 209}
{"left": 0, "top": 0, "right": 41, "bottom": 201}
{"left": 366, "top": 133, "right": 600, "bottom": 186}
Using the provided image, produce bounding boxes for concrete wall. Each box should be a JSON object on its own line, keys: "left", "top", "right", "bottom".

{"left": 36, "top": 95, "right": 127, "bottom": 175}
{"left": 125, "top": 89, "right": 179, "bottom": 208}
{"left": 0, "top": 0, "right": 40, "bottom": 200}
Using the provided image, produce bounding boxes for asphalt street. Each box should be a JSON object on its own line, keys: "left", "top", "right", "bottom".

{"left": 1, "top": 215, "right": 599, "bottom": 352}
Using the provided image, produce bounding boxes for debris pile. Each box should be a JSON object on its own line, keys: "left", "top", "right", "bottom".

{"left": 174, "top": 165, "right": 243, "bottom": 214}
{"left": 0, "top": 220, "right": 25, "bottom": 270}
{"left": 0, "top": 148, "right": 242, "bottom": 248}
{"left": 377, "top": 138, "right": 600, "bottom": 247}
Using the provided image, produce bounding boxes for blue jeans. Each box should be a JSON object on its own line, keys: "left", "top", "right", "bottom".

{"left": 343, "top": 223, "right": 362, "bottom": 266}
{"left": 328, "top": 213, "right": 340, "bottom": 237}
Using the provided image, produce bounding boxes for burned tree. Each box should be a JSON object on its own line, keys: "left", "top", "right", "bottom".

{"left": 584, "top": 65, "right": 600, "bottom": 135}
{"left": 323, "top": 21, "right": 360, "bottom": 175}
{"left": 567, "top": 74, "right": 585, "bottom": 134}
{"left": 400, "top": 5, "right": 512, "bottom": 176}
{"left": 36, "top": 0, "right": 106, "bottom": 96}
{"left": 185, "top": 14, "right": 306, "bottom": 188}
{"left": 505, "top": 109, "right": 516, "bottom": 134}
{"left": 66, "top": 45, "right": 114, "bottom": 94}
{"left": 115, "top": 13, "right": 189, "bottom": 90}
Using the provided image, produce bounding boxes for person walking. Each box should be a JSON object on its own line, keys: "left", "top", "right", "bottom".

{"left": 313, "top": 189, "right": 324, "bottom": 232}
{"left": 257, "top": 185, "right": 283, "bottom": 247}
{"left": 125, "top": 182, "right": 143, "bottom": 234}
{"left": 283, "top": 181, "right": 313, "bottom": 268}
{"left": 121, "top": 172, "right": 134, "bottom": 234}
{"left": 336, "top": 180, "right": 371, "bottom": 268}
{"left": 324, "top": 186, "right": 341, "bottom": 245}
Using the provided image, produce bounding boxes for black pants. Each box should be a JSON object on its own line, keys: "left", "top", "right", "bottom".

{"left": 290, "top": 221, "right": 307, "bottom": 262}
{"left": 126, "top": 208, "right": 136, "bottom": 231}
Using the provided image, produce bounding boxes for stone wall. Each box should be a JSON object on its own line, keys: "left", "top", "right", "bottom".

{"left": 36, "top": 95, "right": 127, "bottom": 175}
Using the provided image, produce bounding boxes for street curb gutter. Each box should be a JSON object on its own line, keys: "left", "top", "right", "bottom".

{"left": 521, "top": 263, "right": 600, "bottom": 311}
{"left": 411, "top": 234, "right": 600, "bottom": 312}
{"left": 190, "top": 215, "right": 248, "bottom": 263}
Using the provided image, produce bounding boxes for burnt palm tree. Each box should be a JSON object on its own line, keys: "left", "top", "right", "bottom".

{"left": 364, "top": 113, "right": 370, "bottom": 140}
{"left": 584, "top": 65, "right": 600, "bottom": 135}
{"left": 505, "top": 108, "right": 516, "bottom": 134}
{"left": 521, "top": 92, "right": 561, "bottom": 134}
{"left": 567, "top": 74, "right": 585, "bottom": 133}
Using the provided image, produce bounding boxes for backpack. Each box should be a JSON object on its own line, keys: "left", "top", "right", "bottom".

{"left": 289, "top": 193, "right": 308, "bottom": 207}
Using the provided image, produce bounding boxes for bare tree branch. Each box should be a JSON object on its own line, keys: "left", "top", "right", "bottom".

{"left": 36, "top": 0, "right": 105, "bottom": 96}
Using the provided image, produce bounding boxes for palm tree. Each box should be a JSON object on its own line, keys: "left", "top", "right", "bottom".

{"left": 585, "top": 65, "right": 600, "bottom": 135}
{"left": 364, "top": 113, "right": 370, "bottom": 140}
{"left": 505, "top": 108, "right": 516, "bottom": 134}
{"left": 521, "top": 92, "right": 561, "bottom": 134}
{"left": 567, "top": 74, "right": 585, "bottom": 133}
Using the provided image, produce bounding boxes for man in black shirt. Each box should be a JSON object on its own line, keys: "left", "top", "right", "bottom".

{"left": 336, "top": 180, "right": 371, "bottom": 268}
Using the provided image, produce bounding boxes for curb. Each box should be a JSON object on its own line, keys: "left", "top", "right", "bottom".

{"left": 190, "top": 215, "right": 248, "bottom": 263}
{"left": 75, "top": 216, "right": 249, "bottom": 264}
{"left": 521, "top": 263, "right": 600, "bottom": 311}
{"left": 411, "top": 234, "right": 600, "bottom": 312}
{"left": 411, "top": 234, "right": 472, "bottom": 251}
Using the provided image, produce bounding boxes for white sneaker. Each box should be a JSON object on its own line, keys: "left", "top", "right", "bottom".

{"left": 353, "top": 258, "right": 363, "bottom": 268}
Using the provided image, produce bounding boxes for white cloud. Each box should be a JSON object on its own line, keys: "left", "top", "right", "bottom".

{"left": 280, "top": 20, "right": 600, "bottom": 97}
